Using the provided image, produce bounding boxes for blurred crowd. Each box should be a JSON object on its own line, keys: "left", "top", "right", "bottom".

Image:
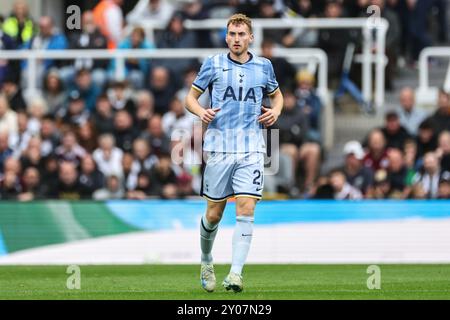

{"left": 0, "top": 0, "right": 448, "bottom": 200}
{"left": 309, "top": 88, "right": 450, "bottom": 200}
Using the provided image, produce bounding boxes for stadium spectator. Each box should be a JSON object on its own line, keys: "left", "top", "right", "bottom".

{"left": 436, "top": 131, "right": 450, "bottom": 172}
{"left": 381, "top": 111, "right": 410, "bottom": 150}
{"left": 77, "top": 121, "right": 98, "bottom": 153}
{"left": 107, "top": 80, "right": 137, "bottom": 115}
{"left": 2, "top": 0, "right": 36, "bottom": 46}
{"left": 427, "top": 89, "right": 450, "bottom": 136}
{"left": 54, "top": 131, "right": 86, "bottom": 167}
{"left": 318, "top": 0, "right": 354, "bottom": 83}
{"left": 149, "top": 66, "right": 177, "bottom": 115}
{"left": 20, "top": 136, "right": 43, "bottom": 173}
{"left": 63, "top": 10, "right": 109, "bottom": 89}
{"left": 342, "top": 140, "right": 374, "bottom": 196}
{"left": 403, "top": 138, "right": 419, "bottom": 185}
{"left": 261, "top": 39, "right": 297, "bottom": 91}
{"left": 23, "top": 16, "right": 68, "bottom": 86}
{"left": 93, "top": 133, "right": 124, "bottom": 179}
{"left": 39, "top": 115, "right": 60, "bottom": 157}
{"left": 396, "top": 87, "right": 428, "bottom": 136}
{"left": 409, "top": 0, "right": 447, "bottom": 61}
{"left": 68, "top": 68, "right": 101, "bottom": 113}
{"left": 176, "top": 66, "right": 210, "bottom": 112}
{"left": 141, "top": 114, "right": 171, "bottom": 157}
{"left": 0, "top": 132, "right": 13, "bottom": 174}
{"left": 415, "top": 119, "right": 438, "bottom": 162}
{"left": 126, "top": 138, "right": 158, "bottom": 190}
{"left": 0, "top": 169, "right": 21, "bottom": 199}
{"left": 27, "top": 96, "right": 47, "bottom": 135}
{"left": 135, "top": 90, "right": 155, "bottom": 131}
{"left": 438, "top": 171, "right": 450, "bottom": 199}
{"left": 413, "top": 152, "right": 441, "bottom": 199}
{"left": 113, "top": 110, "right": 139, "bottom": 152}
{"left": 0, "top": 31, "right": 18, "bottom": 88}
{"left": 93, "top": 174, "right": 125, "bottom": 200}
{"left": 257, "top": 0, "right": 291, "bottom": 46}
{"left": 363, "top": 129, "right": 389, "bottom": 171}
{"left": 283, "top": 0, "right": 319, "bottom": 48}
{"left": 39, "top": 154, "right": 58, "bottom": 191}
{"left": 329, "top": 168, "right": 363, "bottom": 200}
{"left": 79, "top": 154, "right": 105, "bottom": 198}
{"left": 126, "top": 170, "right": 156, "bottom": 199}
{"left": 179, "top": 0, "right": 213, "bottom": 48}
{"left": 1, "top": 74, "right": 27, "bottom": 112}
{"left": 92, "top": 94, "right": 115, "bottom": 135}
{"left": 111, "top": 27, "right": 154, "bottom": 89}
{"left": 156, "top": 13, "right": 198, "bottom": 81}
{"left": 295, "top": 70, "right": 322, "bottom": 142}
{"left": 10, "top": 112, "right": 32, "bottom": 158}
{"left": 277, "top": 90, "right": 321, "bottom": 192}
{"left": 17, "top": 166, "right": 44, "bottom": 201}
{"left": 2, "top": 156, "right": 21, "bottom": 178}
{"left": 0, "top": 94, "right": 18, "bottom": 134}
{"left": 59, "top": 90, "right": 90, "bottom": 128}
{"left": 149, "top": 152, "right": 178, "bottom": 198}
{"left": 93, "top": 0, "right": 124, "bottom": 49}
{"left": 51, "top": 161, "right": 82, "bottom": 200}
{"left": 367, "top": 169, "right": 391, "bottom": 199}
{"left": 369, "top": 0, "right": 401, "bottom": 91}
{"left": 126, "top": 0, "right": 175, "bottom": 26}
{"left": 386, "top": 148, "right": 410, "bottom": 198}
{"left": 162, "top": 97, "right": 194, "bottom": 136}
{"left": 42, "top": 70, "right": 66, "bottom": 114}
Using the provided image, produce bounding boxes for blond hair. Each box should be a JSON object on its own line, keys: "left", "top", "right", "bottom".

{"left": 227, "top": 13, "right": 253, "bottom": 34}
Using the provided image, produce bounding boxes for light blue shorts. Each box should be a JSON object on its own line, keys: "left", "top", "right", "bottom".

{"left": 201, "top": 152, "right": 264, "bottom": 202}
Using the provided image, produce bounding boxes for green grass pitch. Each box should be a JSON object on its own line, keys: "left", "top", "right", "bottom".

{"left": 0, "top": 264, "right": 449, "bottom": 300}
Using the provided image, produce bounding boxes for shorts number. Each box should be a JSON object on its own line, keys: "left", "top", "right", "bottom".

{"left": 253, "top": 170, "right": 261, "bottom": 186}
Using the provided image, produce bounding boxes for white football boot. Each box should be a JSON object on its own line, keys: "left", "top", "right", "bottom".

{"left": 200, "top": 263, "right": 216, "bottom": 292}
{"left": 222, "top": 272, "right": 243, "bottom": 293}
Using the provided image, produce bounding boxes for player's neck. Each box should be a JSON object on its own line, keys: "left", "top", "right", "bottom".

{"left": 229, "top": 51, "right": 251, "bottom": 64}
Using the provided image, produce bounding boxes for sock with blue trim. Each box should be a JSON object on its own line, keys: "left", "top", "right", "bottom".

{"left": 230, "top": 215, "right": 254, "bottom": 275}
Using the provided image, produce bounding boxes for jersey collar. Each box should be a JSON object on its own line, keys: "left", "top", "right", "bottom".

{"left": 227, "top": 52, "right": 253, "bottom": 65}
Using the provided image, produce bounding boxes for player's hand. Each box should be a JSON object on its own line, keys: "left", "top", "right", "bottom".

{"left": 258, "top": 106, "right": 280, "bottom": 127}
{"left": 200, "top": 108, "right": 220, "bottom": 124}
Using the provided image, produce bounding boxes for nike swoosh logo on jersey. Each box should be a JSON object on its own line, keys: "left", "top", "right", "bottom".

{"left": 222, "top": 68, "right": 232, "bottom": 72}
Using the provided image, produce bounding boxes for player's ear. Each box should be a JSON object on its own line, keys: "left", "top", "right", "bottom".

{"left": 249, "top": 33, "right": 254, "bottom": 43}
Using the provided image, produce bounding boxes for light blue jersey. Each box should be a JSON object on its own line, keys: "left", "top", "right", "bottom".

{"left": 192, "top": 52, "right": 279, "bottom": 153}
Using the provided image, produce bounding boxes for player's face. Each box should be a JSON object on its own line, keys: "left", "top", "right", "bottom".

{"left": 226, "top": 23, "right": 253, "bottom": 57}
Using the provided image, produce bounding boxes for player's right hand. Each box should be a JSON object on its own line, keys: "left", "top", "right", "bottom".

{"left": 200, "top": 108, "right": 220, "bottom": 124}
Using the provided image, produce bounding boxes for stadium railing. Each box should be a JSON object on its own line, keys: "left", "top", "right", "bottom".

{"left": 129, "top": 17, "right": 389, "bottom": 109}
{"left": 417, "top": 46, "right": 450, "bottom": 107}
{"left": 0, "top": 47, "right": 335, "bottom": 149}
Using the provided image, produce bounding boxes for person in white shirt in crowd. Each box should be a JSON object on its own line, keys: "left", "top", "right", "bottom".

{"left": 162, "top": 97, "right": 195, "bottom": 137}
{"left": 413, "top": 151, "right": 441, "bottom": 199}
{"left": 93, "top": 133, "right": 124, "bottom": 178}
{"left": 0, "top": 94, "right": 18, "bottom": 135}
{"left": 329, "top": 168, "right": 363, "bottom": 200}
{"left": 9, "top": 112, "right": 32, "bottom": 158}
{"left": 93, "top": 174, "right": 125, "bottom": 200}
{"left": 396, "top": 86, "right": 428, "bottom": 136}
{"left": 93, "top": 0, "right": 124, "bottom": 49}
{"left": 126, "top": 0, "right": 174, "bottom": 26}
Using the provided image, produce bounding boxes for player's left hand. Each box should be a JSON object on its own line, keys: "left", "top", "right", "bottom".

{"left": 258, "top": 106, "right": 280, "bottom": 127}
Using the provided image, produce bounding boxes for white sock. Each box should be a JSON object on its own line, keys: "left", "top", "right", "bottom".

{"left": 230, "top": 215, "right": 254, "bottom": 275}
{"left": 200, "top": 215, "right": 219, "bottom": 264}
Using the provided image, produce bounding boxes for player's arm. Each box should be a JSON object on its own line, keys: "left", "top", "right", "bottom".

{"left": 185, "top": 87, "right": 220, "bottom": 124}
{"left": 258, "top": 88, "right": 284, "bottom": 127}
